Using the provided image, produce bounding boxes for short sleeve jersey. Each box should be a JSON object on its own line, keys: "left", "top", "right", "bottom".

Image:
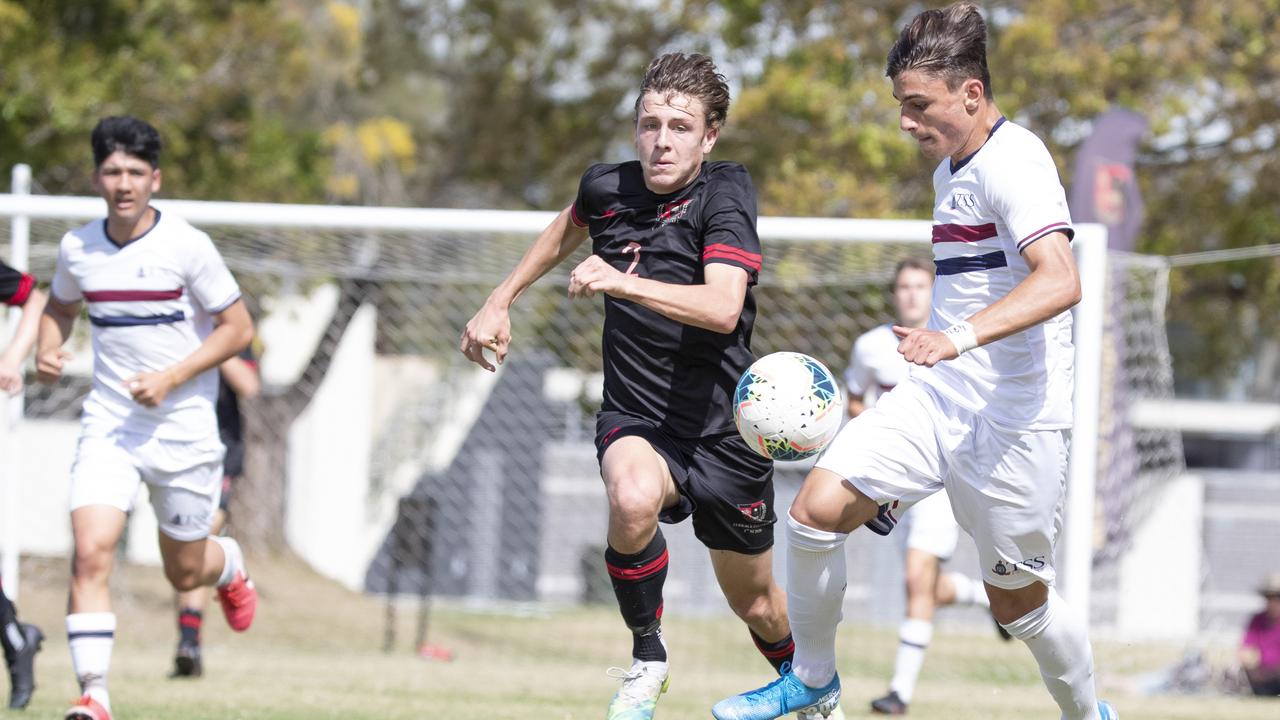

{"left": 916, "top": 119, "right": 1076, "bottom": 429}
{"left": 52, "top": 209, "right": 241, "bottom": 441}
{"left": 571, "top": 160, "right": 763, "bottom": 438}
{"left": 0, "top": 262, "right": 36, "bottom": 307}
{"left": 844, "top": 324, "right": 908, "bottom": 408}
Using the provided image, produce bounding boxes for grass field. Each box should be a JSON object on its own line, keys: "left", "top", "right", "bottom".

{"left": 12, "top": 554, "right": 1278, "bottom": 719}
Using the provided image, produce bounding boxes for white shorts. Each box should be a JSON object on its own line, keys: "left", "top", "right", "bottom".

{"left": 904, "top": 489, "right": 961, "bottom": 560}
{"left": 815, "top": 378, "right": 1068, "bottom": 589}
{"left": 69, "top": 431, "right": 225, "bottom": 542}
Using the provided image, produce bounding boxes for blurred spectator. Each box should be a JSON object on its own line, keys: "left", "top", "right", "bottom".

{"left": 1240, "top": 574, "right": 1280, "bottom": 697}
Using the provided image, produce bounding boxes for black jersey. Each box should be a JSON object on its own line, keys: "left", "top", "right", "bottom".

{"left": 0, "top": 262, "right": 35, "bottom": 307}
{"left": 571, "top": 160, "right": 763, "bottom": 438}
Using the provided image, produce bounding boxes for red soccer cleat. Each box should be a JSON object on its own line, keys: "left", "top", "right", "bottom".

{"left": 216, "top": 571, "right": 258, "bottom": 632}
{"left": 65, "top": 695, "right": 112, "bottom": 720}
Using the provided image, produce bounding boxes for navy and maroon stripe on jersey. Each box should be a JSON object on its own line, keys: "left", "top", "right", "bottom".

{"left": 572, "top": 160, "right": 763, "bottom": 438}
{"left": 0, "top": 262, "right": 35, "bottom": 307}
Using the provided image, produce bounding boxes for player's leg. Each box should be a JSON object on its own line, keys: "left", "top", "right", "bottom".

{"left": 170, "top": 503, "right": 227, "bottom": 678}
{"left": 870, "top": 547, "right": 940, "bottom": 715}
{"left": 149, "top": 444, "right": 255, "bottom": 633}
{"left": 0, "top": 575, "right": 43, "bottom": 709}
{"left": 713, "top": 382, "right": 950, "bottom": 720}
{"left": 65, "top": 434, "right": 140, "bottom": 720}
{"left": 67, "top": 505, "right": 128, "bottom": 720}
{"left": 710, "top": 549, "right": 790, "bottom": 672}
{"left": 950, "top": 422, "right": 1106, "bottom": 720}
{"left": 596, "top": 415, "right": 683, "bottom": 720}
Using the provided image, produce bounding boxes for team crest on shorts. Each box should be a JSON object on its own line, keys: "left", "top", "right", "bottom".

{"left": 737, "top": 500, "right": 767, "bottom": 522}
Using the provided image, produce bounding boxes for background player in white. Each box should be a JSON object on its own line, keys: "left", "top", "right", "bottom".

{"left": 36, "top": 116, "right": 258, "bottom": 720}
{"left": 850, "top": 258, "right": 1000, "bottom": 716}
{"left": 713, "top": 4, "right": 1115, "bottom": 719}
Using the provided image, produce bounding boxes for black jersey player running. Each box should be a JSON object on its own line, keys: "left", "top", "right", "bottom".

{"left": 461, "top": 53, "right": 808, "bottom": 720}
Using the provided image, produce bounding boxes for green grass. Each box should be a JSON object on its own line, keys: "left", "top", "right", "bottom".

{"left": 12, "top": 555, "right": 1278, "bottom": 719}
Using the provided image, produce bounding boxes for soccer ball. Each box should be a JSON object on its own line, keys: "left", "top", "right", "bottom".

{"left": 733, "top": 351, "right": 842, "bottom": 461}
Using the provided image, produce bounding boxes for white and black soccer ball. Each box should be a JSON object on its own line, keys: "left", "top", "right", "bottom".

{"left": 733, "top": 351, "right": 842, "bottom": 461}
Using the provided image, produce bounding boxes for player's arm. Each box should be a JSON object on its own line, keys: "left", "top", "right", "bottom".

{"left": 0, "top": 287, "right": 47, "bottom": 394}
{"left": 570, "top": 259, "right": 748, "bottom": 334}
{"left": 461, "top": 206, "right": 589, "bottom": 371}
{"left": 220, "top": 354, "right": 261, "bottom": 399}
{"left": 894, "top": 233, "right": 1079, "bottom": 366}
{"left": 126, "top": 299, "right": 254, "bottom": 407}
{"left": 36, "top": 297, "right": 80, "bottom": 385}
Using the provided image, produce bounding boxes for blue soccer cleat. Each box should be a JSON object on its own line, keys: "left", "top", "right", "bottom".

{"left": 1097, "top": 700, "right": 1119, "bottom": 719}
{"left": 712, "top": 670, "right": 841, "bottom": 720}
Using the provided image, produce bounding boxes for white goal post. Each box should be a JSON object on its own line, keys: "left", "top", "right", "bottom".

{"left": 0, "top": 163, "right": 1106, "bottom": 620}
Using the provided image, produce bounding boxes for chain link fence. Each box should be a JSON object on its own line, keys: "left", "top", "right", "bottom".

{"left": 2, "top": 199, "right": 1195, "bottom": 666}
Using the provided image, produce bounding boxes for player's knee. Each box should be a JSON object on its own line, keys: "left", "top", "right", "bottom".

{"left": 164, "top": 563, "right": 202, "bottom": 592}
{"left": 904, "top": 568, "right": 934, "bottom": 599}
{"left": 606, "top": 479, "right": 663, "bottom": 526}
{"left": 726, "top": 589, "right": 780, "bottom": 627}
{"left": 788, "top": 500, "right": 843, "bottom": 533}
{"left": 71, "top": 539, "right": 115, "bottom": 581}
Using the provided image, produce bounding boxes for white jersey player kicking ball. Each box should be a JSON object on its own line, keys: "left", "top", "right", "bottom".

{"left": 846, "top": 258, "right": 1006, "bottom": 716}
{"left": 713, "top": 4, "right": 1116, "bottom": 719}
{"left": 37, "top": 116, "right": 259, "bottom": 720}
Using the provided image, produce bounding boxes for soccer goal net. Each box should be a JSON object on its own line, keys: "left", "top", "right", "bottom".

{"left": 0, "top": 168, "right": 1184, "bottom": 647}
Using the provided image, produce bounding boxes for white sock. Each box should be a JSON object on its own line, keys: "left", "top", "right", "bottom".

{"left": 67, "top": 612, "right": 115, "bottom": 710}
{"left": 211, "top": 535, "right": 243, "bottom": 587}
{"left": 786, "top": 514, "right": 848, "bottom": 689}
{"left": 1000, "top": 589, "right": 1099, "bottom": 720}
{"left": 889, "top": 618, "right": 933, "bottom": 703}
{"left": 949, "top": 572, "right": 990, "bottom": 608}
{"left": 4, "top": 622, "right": 25, "bottom": 652}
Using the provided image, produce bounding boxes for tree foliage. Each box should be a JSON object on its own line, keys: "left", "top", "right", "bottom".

{"left": 3, "top": 1, "right": 1276, "bottom": 393}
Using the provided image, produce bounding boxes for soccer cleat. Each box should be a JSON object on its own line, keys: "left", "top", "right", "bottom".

{"left": 869, "top": 689, "right": 907, "bottom": 715}
{"left": 864, "top": 499, "right": 914, "bottom": 537}
{"left": 712, "top": 670, "right": 841, "bottom": 720}
{"left": 606, "top": 660, "right": 669, "bottom": 720}
{"left": 217, "top": 570, "right": 257, "bottom": 632}
{"left": 171, "top": 639, "right": 203, "bottom": 678}
{"left": 1097, "top": 700, "right": 1119, "bottom": 719}
{"left": 798, "top": 702, "right": 846, "bottom": 719}
{"left": 64, "top": 695, "right": 112, "bottom": 720}
{"left": 6, "top": 622, "right": 43, "bottom": 708}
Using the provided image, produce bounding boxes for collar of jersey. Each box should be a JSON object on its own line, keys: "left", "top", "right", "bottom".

{"left": 949, "top": 116, "right": 1007, "bottom": 175}
{"left": 102, "top": 207, "right": 163, "bottom": 249}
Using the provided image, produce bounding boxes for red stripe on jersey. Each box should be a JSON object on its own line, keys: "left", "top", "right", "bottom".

{"left": 606, "top": 549, "right": 670, "bottom": 580}
{"left": 1017, "top": 221, "right": 1071, "bottom": 248}
{"left": 83, "top": 288, "right": 184, "bottom": 302}
{"left": 5, "top": 274, "right": 34, "bottom": 306}
{"left": 569, "top": 204, "right": 588, "bottom": 228}
{"left": 703, "top": 243, "right": 762, "bottom": 270}
{"left": 932, "top": 223, "right": 998, "bottom": 244}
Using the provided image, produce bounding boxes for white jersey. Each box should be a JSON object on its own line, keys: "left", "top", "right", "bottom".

{"left": 52, "top": 209, "right": 241, "bottom": 441}
{"left": 916, "top": 118, "right": 1075, "bottom": 429}
{"left": 844, "top": 324, "right": 909, "bottom": 408}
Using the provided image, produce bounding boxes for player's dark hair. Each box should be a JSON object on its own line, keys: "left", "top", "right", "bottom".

{"left": 635, "top": 53, "right": 731, "bottom": 130}
{"left": 886, "top": 2, "right": 993, "bottom": 99}
{"left": 91, "top": 116, "right": 162, "bottom": 168}
{"left": 893, "top": 257, "right": 933, "bottom": 284}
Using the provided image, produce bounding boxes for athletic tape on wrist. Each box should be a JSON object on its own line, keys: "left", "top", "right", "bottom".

{"left": 942, "top": 321, "right": 979, "bottom": 355}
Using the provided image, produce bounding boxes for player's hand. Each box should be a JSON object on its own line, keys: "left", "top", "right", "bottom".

{"left": 126, "top": 369, "right": 178, "bottom": 407}
{"left": 892, "top": 325, "right": 959, "bottom": 367}
{"left": 568, "top": 255, "right": 629, "bottom": 300}
{"left": 36, "top": 349, "right": 72, "bottom": 385}
{"left": 0, "top": 362, "right": 22, "bottom": 395}
{"left": 460, "top": 302, "right": 511, "bottom": 372}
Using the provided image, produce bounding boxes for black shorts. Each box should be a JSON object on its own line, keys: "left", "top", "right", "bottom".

{"left": 595, "top": 410, "right": 775, "bottom": 555}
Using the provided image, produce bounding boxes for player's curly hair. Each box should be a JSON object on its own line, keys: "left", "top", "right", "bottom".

{"left": 886, "top": 2, "right": 993, "bottom": 99}
{"left": 92, "top": 116, "right": 162, "bottom": 168}
{"left": 635, "top": 53, "right": 730, "bottom": 130}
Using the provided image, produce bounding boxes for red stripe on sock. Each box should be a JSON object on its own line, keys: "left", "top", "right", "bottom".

{"left": 606, "top": 549, "right": 669, "bottom": 580}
